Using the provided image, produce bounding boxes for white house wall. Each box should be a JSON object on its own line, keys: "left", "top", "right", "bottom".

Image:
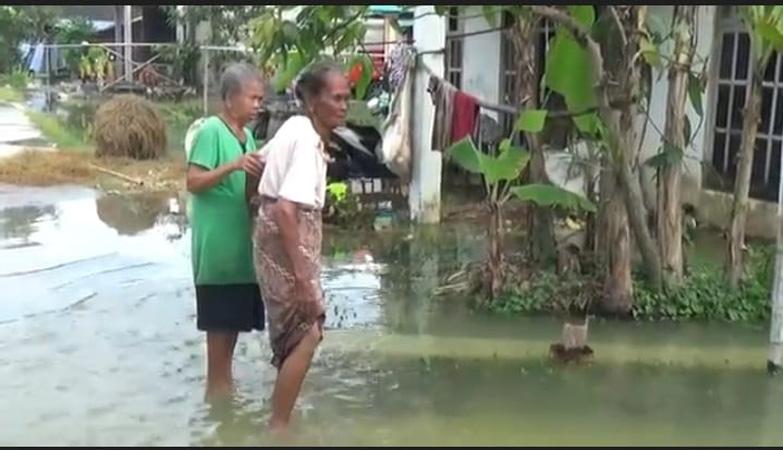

{"left": 460, "top": 7, "right": 503, "bottom": 119}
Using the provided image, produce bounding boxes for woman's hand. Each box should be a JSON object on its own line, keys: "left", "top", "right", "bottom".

{"left": 235, "top": 152, "right": 265, "bottom": 178}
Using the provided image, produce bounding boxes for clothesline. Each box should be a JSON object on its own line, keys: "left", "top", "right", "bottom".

{"left": 418, "top": 60, "right": 519, "bottom": 116}
{"left": 417, "top": 58, "right": 631, "bottom": 121}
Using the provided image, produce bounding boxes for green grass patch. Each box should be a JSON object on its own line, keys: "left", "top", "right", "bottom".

{"left": 25, "top": 110, "right": 90, "bottom": 151}
{"left": 0, "top": 86, "right": 23, "bottom": 103}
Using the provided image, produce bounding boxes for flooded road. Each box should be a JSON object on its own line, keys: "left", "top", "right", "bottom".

{"left": 1, "top": 184, "right": 782, "bottom": 446}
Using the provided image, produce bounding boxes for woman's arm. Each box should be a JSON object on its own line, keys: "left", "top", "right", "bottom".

{"left": 186, "top": 160, "right": 240, "bottom": 194}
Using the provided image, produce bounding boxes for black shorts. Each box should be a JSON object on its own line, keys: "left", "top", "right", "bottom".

{"left": 195, "top": 283, "right": 265, "bottom": 332}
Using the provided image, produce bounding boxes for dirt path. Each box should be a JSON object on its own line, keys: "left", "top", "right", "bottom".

{"left": 0, "top": 101, "right": 54, "bottom": 159}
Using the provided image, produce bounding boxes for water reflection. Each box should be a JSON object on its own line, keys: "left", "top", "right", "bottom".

{"left": 95, "top": 192, "right": 173, "bottom": 236}
{"left": 0, "top": 204, "right": 57, "bottom": 243}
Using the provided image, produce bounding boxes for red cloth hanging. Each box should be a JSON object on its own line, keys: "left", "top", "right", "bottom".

{"left": 450, "top": 90, "right": 479, "bottom": 143}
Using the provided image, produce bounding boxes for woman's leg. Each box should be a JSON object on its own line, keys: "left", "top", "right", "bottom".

{"left": 205, "top": 331, "right": 239, "bottom": 401}
{"left": 268, "top": 324, "right": 322, "bottom": 432}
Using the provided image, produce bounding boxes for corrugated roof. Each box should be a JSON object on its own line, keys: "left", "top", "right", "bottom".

{"left": 368, "top": 5, "right": 404, "bottom": 15}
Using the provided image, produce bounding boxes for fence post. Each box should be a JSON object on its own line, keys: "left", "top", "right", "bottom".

{"left": 203, "top": 49, "right": 209, "bottom": 116}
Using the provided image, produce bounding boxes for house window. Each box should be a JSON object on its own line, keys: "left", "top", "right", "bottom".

{"left": 709, "top": 6, "right": 783, "bottom": 201}
{"left": 444, "top": 7, "right": 463, "bottom": 89}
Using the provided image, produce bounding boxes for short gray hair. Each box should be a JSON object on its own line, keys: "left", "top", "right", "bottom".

{"left": 220, "top": 62, "right": 264, "bottom": 101}
{"left": 294, "top": 59, "right": 343, "bottom": 107}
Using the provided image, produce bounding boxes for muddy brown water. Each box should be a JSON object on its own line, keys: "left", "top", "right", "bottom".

{"left": 0, "top": 184, "right": 782, "bottom": 446}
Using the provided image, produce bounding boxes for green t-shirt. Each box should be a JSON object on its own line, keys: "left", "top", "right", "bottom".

{"left": 187, "top": 116, "right": 258, "bottom": 286}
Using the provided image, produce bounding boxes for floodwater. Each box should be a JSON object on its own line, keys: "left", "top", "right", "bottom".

{"left": 1, "top": 184, "right": 782, "bottom": 446}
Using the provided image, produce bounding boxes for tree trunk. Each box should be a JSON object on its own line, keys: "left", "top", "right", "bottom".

{"left": 726, "top": 61, "right": 765, "bottom": 288}
{"left": 602, "top": 6, "right": 663, "bottom": 292}
{"left": 658, "top": 6, "right": 696, "bottom": 289}
{"left": 486, "top": 201, "right": 505, "bottom": 302}
{"left": 602, "top": 167, "right": 634, "bottom": 315}
{"left": 598, "top": 6, "right": 659, "bottom": 310}
{"left": 510, "top": 15, "right": 558, "bottom": 264}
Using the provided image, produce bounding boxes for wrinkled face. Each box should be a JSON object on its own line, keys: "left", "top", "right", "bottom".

{"left": 227, "top": 78, "right": 264, "bottom": 125}
{"left": 310, "top": 71, "right": 350, "bottom": 130}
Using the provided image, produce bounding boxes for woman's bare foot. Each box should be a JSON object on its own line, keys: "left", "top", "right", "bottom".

{"left": 268, "top": 420, "right": 292, "bottom": 443}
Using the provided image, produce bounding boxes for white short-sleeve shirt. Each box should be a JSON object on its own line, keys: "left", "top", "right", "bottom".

{"left": 257, "top": 115, "right": 329, "bottom": 209}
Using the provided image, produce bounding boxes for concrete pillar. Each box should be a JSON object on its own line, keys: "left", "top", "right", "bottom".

{"left": 409, "top": 6, "right": 445, "bottom": 224}
{"left": 175, "top": 6, "right": 185, "bottom": 43}
{"left": 123, "top": 5, "right": 133, "bottom": 83}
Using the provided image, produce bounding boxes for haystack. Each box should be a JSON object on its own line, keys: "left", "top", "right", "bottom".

{"left": 93, "top": 94, "right": 167, "bottom": 160}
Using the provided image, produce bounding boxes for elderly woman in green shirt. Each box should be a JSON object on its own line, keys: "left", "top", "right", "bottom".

{"left": 186, "top": 62, "right": 266, "bottom": 401}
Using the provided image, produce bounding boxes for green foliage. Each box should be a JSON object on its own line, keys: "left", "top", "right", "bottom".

{"left": 447, "top": 134, "right": 594, "bottom": 211}
{"left": 0, "top": 86, "right": 23, "bottom": 103}
{"left": 645, "top": 142, "right": 684, "bottom": 170}
{"left": 511, "top": 184, "right": 597, "bottom": 213}
{"left": 162, "top": 5, "right": 265, "bottom": 47}
{"left": 16, "top": 5, "right": 60, "bottom": 42}
{"left": 0, "top": 7, "right": 29, "bottom": 73}
{"left": 248, "top": 6, "right": 369, "bottom": 93}
{"left": 56, "top": 18, "right": 95, "bottom": 75}
{"left": 448, "top": 137, "right": 529, "bottom": 184}
{"left": 739, "top": 6, "right": 783, "bottom": 67}
{"left": 544, "top": 23, "right": 599, "bottom": 134}
{"left": 160, "top": 5, "right": 266, "bottom": 81}
{"left": 490, "top": 244, "right": 773, "bottom": 323}
{"left": 155, "top": 42, "right": 201, "bottom": 86}
{"left": 490, "top": 271, "right": 594, "bottom": 316}
{"left": 5, "top": 66, "right": 30, "bottom": 91}
{"left": 633, "top": 246, "right": 773, "bottom": 322}
{"left": 327, "top": 181, "right": 349, "bottom": 203}
{"left": 567, "top": 5, "right": 595, "bottom": 27}
{"left": 687, "top": 73, "right": 704, "bottom": 117}
{"left": 78, "top": 47, "right": 113, "bottom": 82}
{"left": 515, "top": 109, "right": 548, "bottom": 133}
{"left": 324, "top": 180, "right": 374, "bottom": 228}
{"left": 26, "top": 111, "right": 89, "bottom": 150}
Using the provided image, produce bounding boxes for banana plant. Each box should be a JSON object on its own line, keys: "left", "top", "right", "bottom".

{"left": 447, "top": 135, "right": 595, "bottom": 303}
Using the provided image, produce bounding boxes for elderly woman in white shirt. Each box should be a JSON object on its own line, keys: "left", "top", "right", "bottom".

{"left": 251, "top": 60, "right": 349, "bottom": 433}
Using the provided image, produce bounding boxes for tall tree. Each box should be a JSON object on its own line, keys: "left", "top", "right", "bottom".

{"left": 726, "top": 6, "right": 783, "bottom": 288}
{"left": 656, "top": 6, "right": 698, "bottom": 289}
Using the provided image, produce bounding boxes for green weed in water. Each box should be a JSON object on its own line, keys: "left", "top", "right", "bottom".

{"left": 633, "top": 245, "right": 773, "bottom": 322}
{"left": 490, "top": 245, "right": 774, "bottom": 323}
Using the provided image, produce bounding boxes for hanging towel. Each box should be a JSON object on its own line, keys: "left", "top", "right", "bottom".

{"left": 450, "top": 90, "right": 480, "bottom": 144}
{"left": 380, "top": 47, "right": 414, "bottom": 181}
{"left": 429, "top": 76, "right": 456, "bottom": 151}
